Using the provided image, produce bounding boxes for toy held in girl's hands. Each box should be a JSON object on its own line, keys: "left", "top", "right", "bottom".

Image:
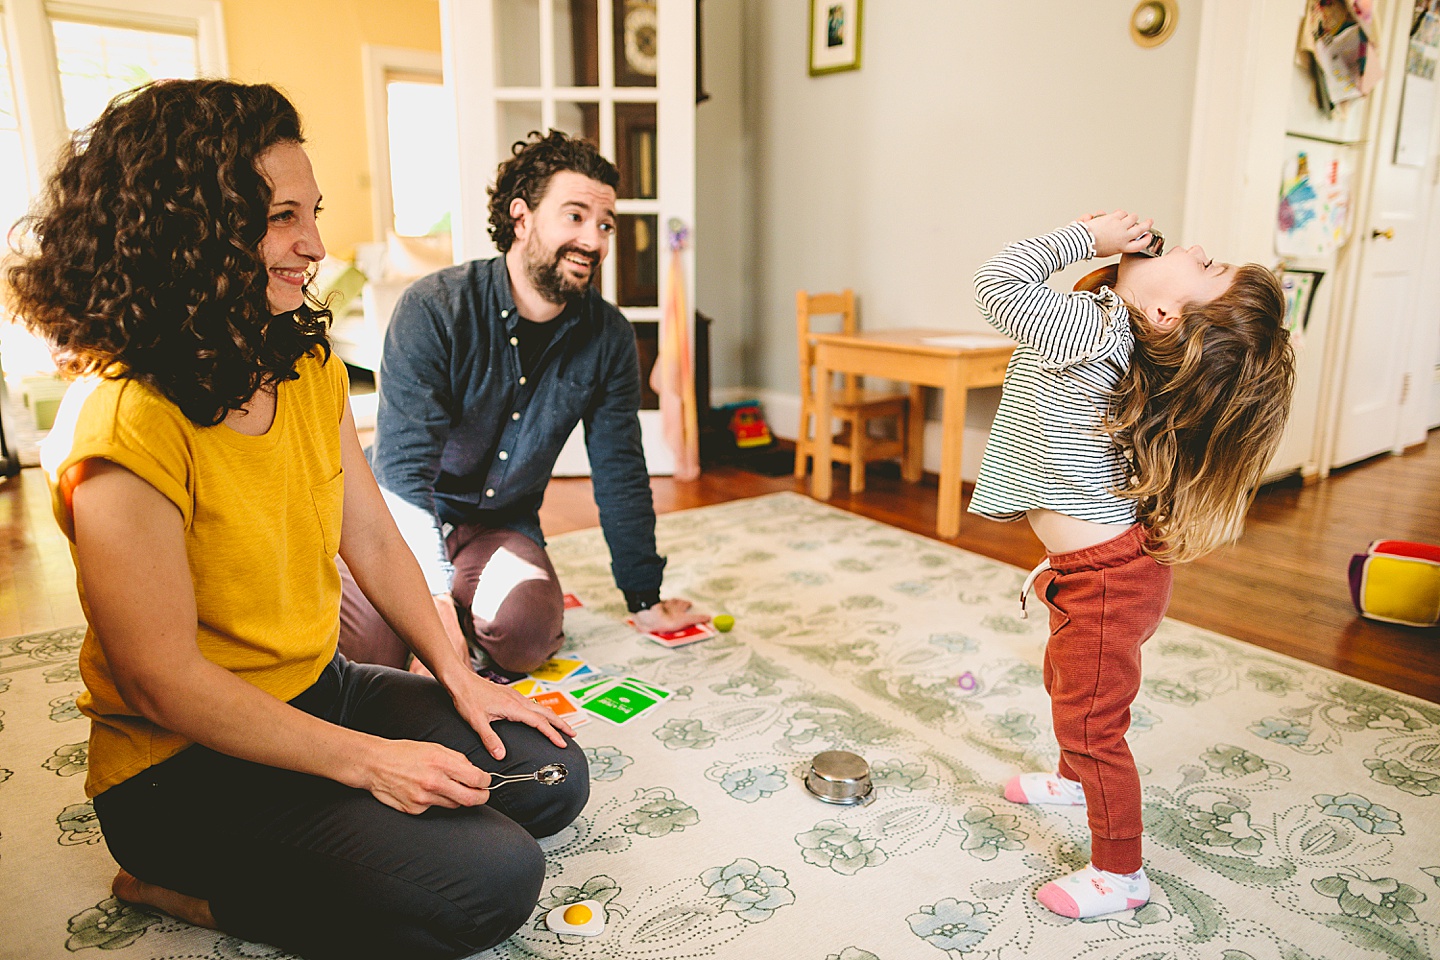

{"left": 969, "top": 207, "right": 1296, "bottom": 919}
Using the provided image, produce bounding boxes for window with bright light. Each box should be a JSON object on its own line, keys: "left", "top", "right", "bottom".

{"left": 50, "top": 19, "right": 198, "bottom": 131}
{"left": 0, "top": 20, "right": 32, "bottom": 236}
{"left": 0, "top": 0, "right": 221, "bottom": 383}
{"left": 386, "top": 76, "right": 457, "bottom": 238}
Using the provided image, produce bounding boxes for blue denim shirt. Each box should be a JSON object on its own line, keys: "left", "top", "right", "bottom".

{"left": 370, "top": 255, "right": 664, "bottom": 596}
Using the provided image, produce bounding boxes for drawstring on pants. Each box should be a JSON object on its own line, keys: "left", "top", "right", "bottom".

{"left": 1019, "top": 558, "right": 1051, "bottom": 619}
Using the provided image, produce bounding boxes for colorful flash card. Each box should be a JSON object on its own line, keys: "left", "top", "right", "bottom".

{"left": 527, "top": 689, "right": 589, "bottom": 728}
{"left": 508, "top": 678, "right": 542, "bottom": 697}
{"left": 579, "top": 681, "right": 663, "bottom": 725}
{"left": 618, "top": 676, "right": 673, "bottom": 700}
{"left": 567, "top": 679, "right": 609, "bottom": 701}
{"left": 562, "top": 592, "right": 585, "bottom": 609}
{"left": 528, "top": 657, "right": 588, "bottom": 683}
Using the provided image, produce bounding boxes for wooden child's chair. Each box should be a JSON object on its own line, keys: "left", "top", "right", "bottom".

{"left": 793, "top": 289, "right": 909, "bottom": 493}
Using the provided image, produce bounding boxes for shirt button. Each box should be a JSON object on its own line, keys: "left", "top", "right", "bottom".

{"left": 510, "top": 336, "right": 518, "bottom": 346}
{"left": 501, "top": 309, "right": 510, "bottom": 318}
{"left": 519, "top": 376, "right": 527, "bottom": 385}
{"left": 485, "top": 488, "right": 495, "bottom": 498}
{"left": 511, "top": 411, "right": 520, "bottom": 420}
{"left": 498, "top": 451, "right": 508, "bottom": 460}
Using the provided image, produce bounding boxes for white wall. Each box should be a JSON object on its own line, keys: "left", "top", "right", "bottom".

{"left": 695, "top": 0, "right": 750, "bottom": 396}
{"left": 699, "top": 0, "right": 1202, "bottom": 476}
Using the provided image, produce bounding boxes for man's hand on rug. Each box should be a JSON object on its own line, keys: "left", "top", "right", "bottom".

{"left": 445, "top": 669, "right": 575, "bottom": 761}
{"left": 632, "top": 597, "right": 710, "bottom": 634}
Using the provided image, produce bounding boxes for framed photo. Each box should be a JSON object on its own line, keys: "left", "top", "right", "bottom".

{"left": 1279, "top": 268, "right": 1324, "bottom": 334}
{"left": 809, "top": 0, "right": 863, "bottom": 76}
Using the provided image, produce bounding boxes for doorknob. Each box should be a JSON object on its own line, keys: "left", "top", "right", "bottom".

{"left": 1371, "top": 228, "right": 1395, "bottom": 240}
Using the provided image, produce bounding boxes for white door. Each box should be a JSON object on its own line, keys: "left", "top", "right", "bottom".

{"left": 1329, "top": 0, "right": 1440, "bottom": 467}
{"left": 440, "top": 0, "right": 695, "bottom": 475}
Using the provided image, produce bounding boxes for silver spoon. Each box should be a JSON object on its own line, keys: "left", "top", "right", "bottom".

{"left": 486, "top": 762, "right": 569, "bottom": 790}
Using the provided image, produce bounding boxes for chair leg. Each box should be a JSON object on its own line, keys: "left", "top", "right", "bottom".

{"left": 793, "top": 412, "right": 810, "bottom": 478}
{"left": 849, "top": 420, "right": 867, "bottom": 494}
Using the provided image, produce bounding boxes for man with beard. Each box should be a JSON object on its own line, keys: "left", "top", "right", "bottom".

{"left": 339, "top": 131, "right": 709, "bottom": 678}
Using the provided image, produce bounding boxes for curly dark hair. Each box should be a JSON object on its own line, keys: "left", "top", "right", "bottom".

{"left": 486, "top": 130, "right": 619, "bottom": 253}
{"left": 5, "top": 79, "right": 331, "bottom": 427}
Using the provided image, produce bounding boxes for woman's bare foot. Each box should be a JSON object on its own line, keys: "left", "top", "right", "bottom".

{"left": 112, "top": 868, "right": 217, "bottom": 929}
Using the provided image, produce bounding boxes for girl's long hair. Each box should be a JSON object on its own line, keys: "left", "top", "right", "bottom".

{"left": 1102, "top": 264, "right": 1295, "bottom": 563}
{"left": 5, "top": 79, "right": 331, "bottom": 426}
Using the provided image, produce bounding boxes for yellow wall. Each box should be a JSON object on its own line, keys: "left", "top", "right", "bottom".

{"left": 221, "top": 0, "right": 441, "bottom": 261}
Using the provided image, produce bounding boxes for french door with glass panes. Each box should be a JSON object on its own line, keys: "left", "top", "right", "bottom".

{"left": 441, "top": 0, "right": 695, "bottom": 475}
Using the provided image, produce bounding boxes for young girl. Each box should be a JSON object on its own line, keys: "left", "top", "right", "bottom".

{"left": 968, "top": 210, "right": 1294, "bottom": 919}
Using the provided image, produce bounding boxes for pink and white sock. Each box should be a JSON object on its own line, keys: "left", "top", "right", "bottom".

{"left": 1036, "top": 864, "right": 1150, "bottom": 918}
{"left": 1004, "top": 772, "right": 1086, "bottom": 805}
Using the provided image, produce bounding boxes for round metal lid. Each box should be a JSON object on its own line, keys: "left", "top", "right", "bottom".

{"left": 809, "top": 750, "right": 869, "bottom": 784}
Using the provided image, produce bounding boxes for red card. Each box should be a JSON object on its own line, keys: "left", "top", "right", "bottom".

{"left": 625, "top": 617, "right": 717, "bottom": 648}
{"left": 562, "top": 592, "right": 584, "bottom": 609}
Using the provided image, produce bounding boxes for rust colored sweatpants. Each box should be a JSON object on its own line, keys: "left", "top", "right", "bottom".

{"left": 1034, "top": 523, "right": 1172, "bottom": 874}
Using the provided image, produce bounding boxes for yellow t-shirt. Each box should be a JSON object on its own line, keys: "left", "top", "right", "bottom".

{"left": 42, "top": 350, "right": 349, "bottom": 797}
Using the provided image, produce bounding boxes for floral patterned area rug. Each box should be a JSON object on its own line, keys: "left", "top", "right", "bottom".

{"left": 3, "top": 491, "right": 1439, "bottom": 960}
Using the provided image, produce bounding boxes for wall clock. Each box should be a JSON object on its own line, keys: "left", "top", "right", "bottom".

{"left": 621, "top": 1, "right": 658, "bottom": 80}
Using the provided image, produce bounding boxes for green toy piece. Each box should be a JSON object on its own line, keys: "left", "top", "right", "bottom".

{"left": 714, "top": 614, "right": 735, "bottom": 632}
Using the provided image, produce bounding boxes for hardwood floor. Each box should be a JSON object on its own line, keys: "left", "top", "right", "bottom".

{"left": 4, "top": 435, "right": 1437, "bottom": 702}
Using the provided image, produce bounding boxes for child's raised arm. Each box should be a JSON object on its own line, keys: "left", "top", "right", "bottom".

{"left": 973, "top": 211, "right": 1155, "bottom": 366}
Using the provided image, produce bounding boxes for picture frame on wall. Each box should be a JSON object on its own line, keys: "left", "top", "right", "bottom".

{"left": 1279, "top": 267, "right": 1324, "bottom": 335}
{"left": 809, "top": 0, "right": 863, "bottom": 76}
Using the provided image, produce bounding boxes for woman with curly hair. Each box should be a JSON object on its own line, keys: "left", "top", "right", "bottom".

{"left": 8, "top": 79, "right": 587, "bottom": 959}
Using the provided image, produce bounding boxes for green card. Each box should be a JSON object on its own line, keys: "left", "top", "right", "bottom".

{"left": 580, "top": 681, "right": 661, "bottom": 725}
{"left": 621, "top": 676, "right": 673, "bottom": 700}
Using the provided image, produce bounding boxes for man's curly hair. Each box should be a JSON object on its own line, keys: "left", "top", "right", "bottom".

{"left": 487, "top": 130, "right": 619, "bottom": 253}
{"left": 5, "top": 79, "right": 330, "bottom": 427}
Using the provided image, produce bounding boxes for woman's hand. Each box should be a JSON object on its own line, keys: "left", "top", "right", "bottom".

{"left": 1078, "top": 209, "right": 1156, "bottom": 259}
{"left": 360, "top": 737, "right": 492, "bottom": 814}
{"left": 443, "top": 670, "right": 574, "bottom": 761}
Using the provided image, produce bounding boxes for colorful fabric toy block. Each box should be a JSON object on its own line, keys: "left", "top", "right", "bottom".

{"left": 1348, "top": 540, "right": 1440, "bottom": 627}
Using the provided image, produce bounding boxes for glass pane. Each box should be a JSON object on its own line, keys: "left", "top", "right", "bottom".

{"left": 615, "top": 213, "right": 658, "bottom": 307}
{"left": 553, "top": 0, "right": 598, "bottom": 87}
{"left": 553, "top": 101, "right": 599, "bottom": 147}
{"left": 50, "top": 19, "right": 198, "bottom": 132}
{"left": 498, "top": 101, "right": 543, "bottom": 163}
{"left": 0, "top": 21, "right": 55, "bottom": 381}
{"left": 0, "top": 20, "right": 32, "bottom": 234}
{"left": 387, "top": 80, "right": 458, "bottom": 238}
{"left": 613, "top": 0, "right": 657, "bottom": 88}
{"left": 614, "top": 102, "right": 656, "bottom": 199}
{"left": 494, "top": 0, "right": 541, "bottom": 87}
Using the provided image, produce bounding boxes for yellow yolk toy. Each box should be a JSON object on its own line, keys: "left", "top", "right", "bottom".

{"left": 545, "top": 899, "right": 605, "bottom": 936}
{"left": 713, "top": 614, "right": 735, "bottom": 632}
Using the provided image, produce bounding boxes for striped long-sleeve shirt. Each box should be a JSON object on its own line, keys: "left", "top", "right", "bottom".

{"left": 967, "top": 221, "right": 1139, "bottom": 524}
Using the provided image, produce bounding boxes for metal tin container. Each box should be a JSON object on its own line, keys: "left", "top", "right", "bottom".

{"left": 1139, "top": 229, "right": 1165, "bottom": 257}
{"left": 804, "top": 750, "right": 873, "bottom": 805}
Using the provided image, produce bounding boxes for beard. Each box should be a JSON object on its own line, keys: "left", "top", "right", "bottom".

{"left": 523, "top": 235, "right": 598, "bottom": 305}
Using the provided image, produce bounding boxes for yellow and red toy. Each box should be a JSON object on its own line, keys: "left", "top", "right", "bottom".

{"left": 1348, "top": 540, "right": 1440, "bottom": 627}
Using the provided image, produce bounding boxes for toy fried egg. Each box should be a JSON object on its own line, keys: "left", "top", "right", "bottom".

{"left": 545, "top": 899, "right": 605, "bottom": 936}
